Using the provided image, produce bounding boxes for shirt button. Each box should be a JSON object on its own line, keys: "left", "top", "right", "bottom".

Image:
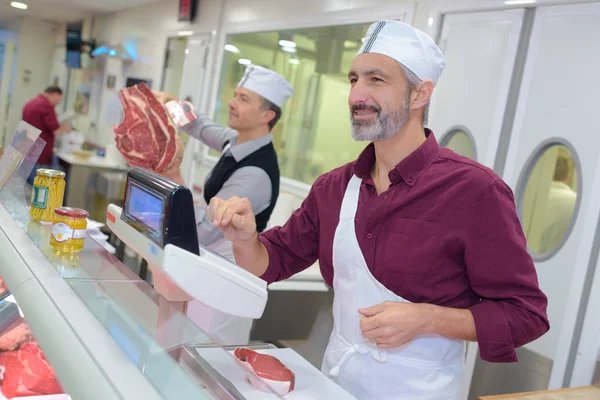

{"left": 367, "top": 233, "right": 373, "bottom": 239}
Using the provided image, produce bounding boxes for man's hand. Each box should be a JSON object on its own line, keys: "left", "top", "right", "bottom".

{"left": 207, "top": 196, "right": 258, "bottom": 244}
{"left": 359, "top": 301, "right": 433, "bottom": 349}
{"left": 153, "top": 91, "right": 176, "bottom": 104}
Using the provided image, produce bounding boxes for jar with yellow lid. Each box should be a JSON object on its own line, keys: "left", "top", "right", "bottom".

{"left": 50, "top": 207, "right": 88, "bottom": 253}
{"left": 30, "top": 169, "right": 66, "bottom": 222}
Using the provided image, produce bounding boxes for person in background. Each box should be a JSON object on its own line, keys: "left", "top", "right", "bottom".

{"left": 207, "top": 20, "right": 549, "bottom": 399}
{"left": 22, "top": 86, "right": 72, "bottom": 185}
{"left": 154, "top": 65, "right": 294, "bottom": 346}
{"left": 540, "top": 154, "right": 577, "bottom": 253}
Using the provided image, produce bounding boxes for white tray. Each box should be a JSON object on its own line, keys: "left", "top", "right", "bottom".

{"left": 195, "top": 348, "right": 356, "bottom": 399}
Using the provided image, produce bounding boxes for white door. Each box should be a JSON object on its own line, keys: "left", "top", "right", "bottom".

{"left": 176, "top": 34, "right": 210, "bottom": 187}
{"left": 0, "top": 40, "right": 15, "bottom": 150}
{"left": 429, "top": 9, "right": 524, "bottom": 167}
{"left": 498, "top": 2, "right": 600, "bottom": 394}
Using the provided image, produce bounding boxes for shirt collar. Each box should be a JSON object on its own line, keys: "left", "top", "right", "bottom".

{"left": 352, "top": 129, "right": 440, "bottom": 187}
{"left": 225, "top": 134, "right": 273, "bottom": 162}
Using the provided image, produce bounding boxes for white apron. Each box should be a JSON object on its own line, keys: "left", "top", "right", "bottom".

{"left": 321, "top": 175, "right": 465, "bottom": 400}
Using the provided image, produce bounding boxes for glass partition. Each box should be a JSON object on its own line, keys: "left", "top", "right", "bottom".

{"left": 211, "top": 23, "right": 373, "bottom": 184}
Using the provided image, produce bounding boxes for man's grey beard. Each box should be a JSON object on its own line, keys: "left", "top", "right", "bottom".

{"left": 350, "top": 100, "right": 410, "bottom": 142}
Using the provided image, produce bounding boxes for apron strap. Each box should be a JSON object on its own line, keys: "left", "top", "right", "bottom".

{"left": 339, "top": 175, "right": 362, "bottom": 220}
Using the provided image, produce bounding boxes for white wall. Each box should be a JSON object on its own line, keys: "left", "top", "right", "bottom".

{"left": 4, "top": 17, "right": 59, "bottom": 144}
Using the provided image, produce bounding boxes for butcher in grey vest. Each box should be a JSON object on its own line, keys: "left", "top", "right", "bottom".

{"left": 155, "top": 65, "right": 293, "bottom": 346}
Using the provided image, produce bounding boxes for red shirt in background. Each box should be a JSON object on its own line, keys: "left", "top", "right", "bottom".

{"left": 22, "top": 95, "right": 60, "bottom": 165}
{"left": 260, "top": 129, "right": 549, "bottom": 363}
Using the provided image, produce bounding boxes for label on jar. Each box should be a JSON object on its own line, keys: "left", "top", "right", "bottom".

{"left": 72, "top": 229, "right": 86, "bottom": 240}
{"left": 31, "top": 185, "right": 49, "bottom": 209}
{"left": 52, "top": 222, "right": 73, "bottom": 242}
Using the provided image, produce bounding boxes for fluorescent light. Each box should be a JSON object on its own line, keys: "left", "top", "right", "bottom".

{"left": 185, "top": 48, "right": 189, "bottom": 55}
{"left": 238, "top": 58, "right": 251, "bottom": 65}
{"left": 428, "top": 17, "right": 434, "bottom": 26}
{"left": 281, "top": 46, "right": 297, "bottom": 53}
{"left": 289, "top": 59, "right": 300, "bottom": 65}
{"left": 279, "top": 40, "right": 296, "bottom": 48}
{"left": 224, "top": 44, "right": 240, "bottom": 54}
{"left": 10, "top": 1, "right": 28, "bottom": 9}
{"left": 177, "top": 31, "right": 194, "bottom": 36}
{"left": 504, "top": 0, "right": 535, "bottom": 4}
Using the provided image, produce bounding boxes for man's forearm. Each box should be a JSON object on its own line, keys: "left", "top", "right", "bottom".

{"left": 423, "top": 304, "right": 477, "bottom": 342}
{"left": 233, "top": 234, "right": 270, "bottom": 277}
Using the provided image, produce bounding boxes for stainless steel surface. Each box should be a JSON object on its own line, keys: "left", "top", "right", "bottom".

{"left": 181, "top": 345, "right": 248, "bottom": 400}
{"left": 469, "top": 347, "right": 553, "bottom": 400}
{"left": 593, "top": 359, "right": 600, "bottom": 388}
{"left": 96, "top": 171, "right": 126, "bottom": 199}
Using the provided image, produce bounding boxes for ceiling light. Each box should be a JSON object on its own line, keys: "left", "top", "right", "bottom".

{"left": 279, "top": 40, "right": 296, "bottom": 48}
{"left": 504, "top": 0, "right": 535, "bottom": 4}
{"left": 224, "top": 44, "right": 240, "bottom": 54}
{"left": 108, "top": 49, "right": 117, "bottom": 57}
{"left": 428, "top": 17, "right": 434, "bottom": 26}
{"left": 289, "top": 59, "right": 300, "bottom": 65}
{"left": 281, "top": 46, "right": 297, "bottom": 53}
{"left": 238, "top": 58, "right": 251, "bottom": 65}
{"left": 177, "top": 31, "right": 194, "bottom": 36}
{"left": 10, "top": 1, "right": 28, "bottom": 9}
{"left": 185, "top": 48, "right": 189, "bottom": 55}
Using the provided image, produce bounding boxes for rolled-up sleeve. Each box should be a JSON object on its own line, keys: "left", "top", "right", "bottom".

{"left": 464, "top": 179, "right": 550, "bottom": 363}
{"left": 180, "top": 111, "right": 237, "bottom": 151}
{"left": 259, "top": 177, "right": 323, "bottom": 285}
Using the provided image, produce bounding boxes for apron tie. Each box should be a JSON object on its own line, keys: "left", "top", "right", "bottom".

{"left": 329, "top": 340, "right": 388, "bottom": 377}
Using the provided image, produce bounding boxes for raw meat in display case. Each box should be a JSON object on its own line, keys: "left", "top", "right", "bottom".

{"left": 0, "top": 277, "right": 65, "bottom": 399}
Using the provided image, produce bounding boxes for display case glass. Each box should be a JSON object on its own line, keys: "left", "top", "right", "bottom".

{"left": 0, "top": 168, "right": 283, "bottom": 399}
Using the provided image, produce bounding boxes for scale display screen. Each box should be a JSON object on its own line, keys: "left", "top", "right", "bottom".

{"left": 120, "top": 167, "right": 200, "bottom": 255}
{"left": 123, "top": 179, "right": 167, "bottom": 246}
{"left": 128, "top": 184, "right": 163, "bottom": 232}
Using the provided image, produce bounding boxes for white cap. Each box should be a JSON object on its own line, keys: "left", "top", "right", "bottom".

{"left": 237, "top": 65, "right": 294, "bottom": 108}
{"left": 357, "top": 20, "right": 446, "bottom": 86}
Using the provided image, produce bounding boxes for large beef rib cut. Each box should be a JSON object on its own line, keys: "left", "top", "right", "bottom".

{"left": 233, "top": 347, "right": 295, "bottom": 396}
{"left": 113, "top": 82, "right": 182, "bottom": 173}
{"left": 0, "top": 341, "right": 63, "bottom": 398}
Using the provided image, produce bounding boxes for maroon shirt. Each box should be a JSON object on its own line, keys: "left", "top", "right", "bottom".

{"left": 259, "top": 129, "right": 549, "bottom": 363}
{"left": 22, "top": 95, "right": 60, "bottom": 165}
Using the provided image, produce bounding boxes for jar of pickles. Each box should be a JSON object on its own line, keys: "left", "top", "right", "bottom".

{"left": 50, "top": 207, "right": 88, "bottom": 253}
{"left": 30, "top": 169, "right": 66, "bottom": 222}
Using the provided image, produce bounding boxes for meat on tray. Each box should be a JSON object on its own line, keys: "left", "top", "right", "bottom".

{"left": 233, "top": 347, "right": 295, "bottom": 396}
{"left": 113, "top": 82, "right": 182, "bottom": 173}
{"left": 0, "top": 341, "right": 63, "bottom": 398}
{"left": 0, "top": 319, "right": 32, "bottom": 352}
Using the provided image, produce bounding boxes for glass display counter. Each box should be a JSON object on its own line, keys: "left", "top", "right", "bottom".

{"left": 0, "top": 173, "right": 283, "bottom": 399}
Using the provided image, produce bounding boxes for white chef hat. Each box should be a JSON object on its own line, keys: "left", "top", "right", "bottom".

{"left": 357, "top": 20, "right": 446, "bottom": 86}
{"left": 237, "top": 65, "right": 294, "bottom": 108}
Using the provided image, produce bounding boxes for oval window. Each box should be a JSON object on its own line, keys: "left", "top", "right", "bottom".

{"left": 518, "top": 143, "right": 580, "bottom": 259}
{"left": 441, "top": 127, "right": 476, "bottom": 160}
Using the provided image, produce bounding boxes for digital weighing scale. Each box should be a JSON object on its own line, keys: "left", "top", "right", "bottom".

{"left": 106, "top": 167, "right": 268, "bottom": 345}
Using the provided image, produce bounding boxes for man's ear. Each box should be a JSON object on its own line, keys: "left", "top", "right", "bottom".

{"left": 411, "top": 80, "right": 434, "bottom": 111}
{"left": 261, "top": 109, "right": 276, "bottom": 125}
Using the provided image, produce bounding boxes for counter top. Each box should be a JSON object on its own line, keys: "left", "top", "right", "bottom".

{"left": 478, "top": 385, "right": 600, "bottom": 399}
{"left": 54, "top": 149, "right": 128, "bottom": 171}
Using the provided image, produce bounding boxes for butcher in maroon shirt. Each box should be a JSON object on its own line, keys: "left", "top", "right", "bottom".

{"left": 207, "top": 20, "right": 549, "bottom": 399}
{"left": 22, "top": 86, "right": 71, "bottom": 184}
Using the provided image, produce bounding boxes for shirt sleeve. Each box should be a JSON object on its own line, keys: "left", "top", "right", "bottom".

{"left": 180, "top": 110, "right": 238, "bottom": 151}
{"left": 196, "top": 166, "right": 272, "bottom": 246}
{"left": 464, "top": 179, "right": 550, "bottom": 363}
{"left": 43, "top": 109, "right": 60, "bottom": 133}
{"left": 259, "top": 176, "right": 322, "bottom": 284}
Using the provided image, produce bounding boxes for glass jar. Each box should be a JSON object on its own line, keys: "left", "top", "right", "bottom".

{"left": 50, "top": 207, "right": 88, "bottom": 253}
{"left": 30, "top": 169, "right": 66, "bottom": 222}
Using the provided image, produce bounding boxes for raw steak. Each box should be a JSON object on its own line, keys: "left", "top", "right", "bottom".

{"left": 0, "top": 341, "right": 63, "bottom": 398}
{"left": 0, "top": 319, "right": 32, "bottom": 352}
{"left": 113, "top": 82, "right": 182, "bottom": 173}
{"left": 233, "top": 347, "right": 295, "bottom": 396}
